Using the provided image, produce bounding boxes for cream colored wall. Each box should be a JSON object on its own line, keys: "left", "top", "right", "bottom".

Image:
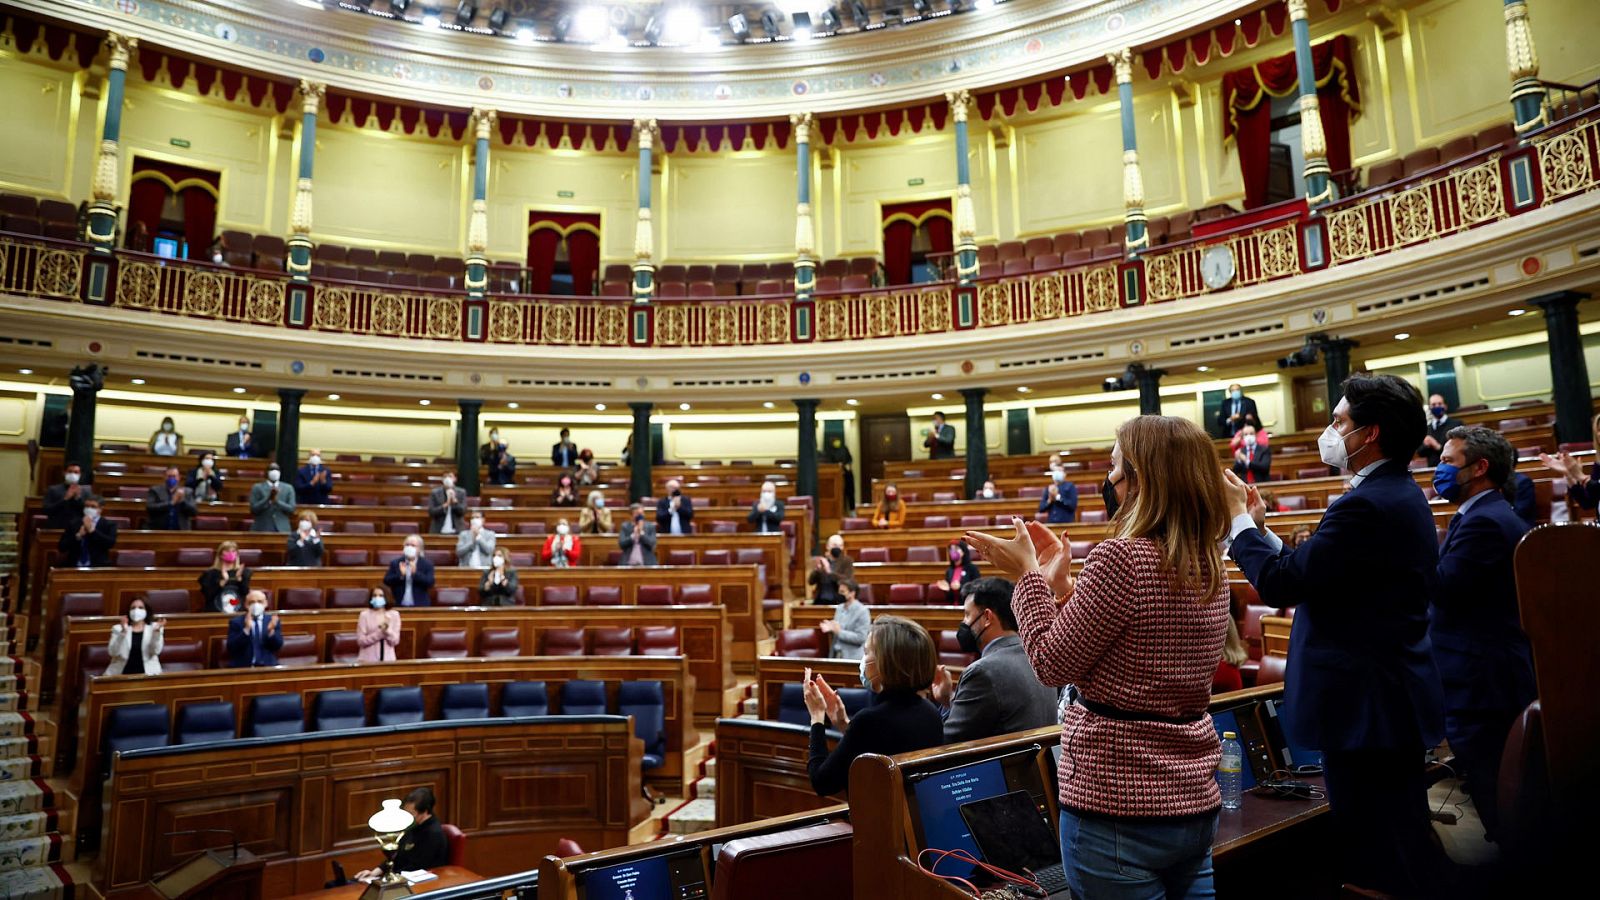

{"left": 663, "top": 153, "right": 795, "bottom": 261}
{"left": 299, "top": 415, "right": 455, "bottom": 460}
{"left": 0, "top": 392, "right": 43, "bottom": 513}
{"left": 1452, "top": 333, "right": 1600, "bottom": 407}
{"left": 92, "top": 400, "right": 250, "bottom": 450}
{"left": 908, "top": 412, "right": 1006, "bottom": 455}
{"left": 310, "top": 124, "right": 466, "bottom": 255}
{"left": 0, "top": 58, "right": 80, "bottom": 200}
{"left": 831, "top": 133, "right": 989, "bottom": 257}
{"left": 488, "top": 149, "right": 638, "bottom": 263}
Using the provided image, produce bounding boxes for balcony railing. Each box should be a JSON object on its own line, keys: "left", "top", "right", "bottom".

{"left": 2, "top": 111, "right": 1595, "bottom": 349}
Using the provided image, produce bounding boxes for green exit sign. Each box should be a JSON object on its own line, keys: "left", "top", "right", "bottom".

{"left": 907, "top": 177, "right": 924, "bottom": 186}
{"left": 170, "top": 138, "right": 191, "bottom": 148}
{"left": 557, "top": 190, "right": 575, "bottom": 198}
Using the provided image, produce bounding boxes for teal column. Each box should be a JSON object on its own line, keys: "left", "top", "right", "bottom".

{"left": 1503, "top": 0, "right": 1546, "bottom": 134}
{"left": 464, "top": 109, "right": 496, "bottom": 299}
{"left": 795, "top": 398, "right": 820, "bottom": 554}
{"left": 629, "top": 403, "right": 654, "bottom": 502}
{"left": 632, "top": 119, "right": 657, "bottom": 303}
{"left": 961, "top": 388, "right": 989, "bottom": 498}
{"left": 1287, "top": 1, "right": 1333, "bottom": 206}
{"left": 286, "top": 81, "right": 325, "bottom": 280}
{"left": 86, "top": 34, "right": 137, "bottom": 252}
{"left": 945, "top": 90, "right": 979, "bottom": 284}
{"left": 1108, "top": 49, "right": 1148, "bottom": 253}
{"left": 792, "top": 112, "right": 816, "bottom": 300}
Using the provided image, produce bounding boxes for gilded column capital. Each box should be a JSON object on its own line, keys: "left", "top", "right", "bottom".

{"left": 790, "top": 112, "right": 813, "bottom": 144}
{"left": 634, "top": 206, "right": 654, "bottom": 264}
{"left": 105, "top": 33, "right": 137, "bottom": 71}
{"left": 290, "top": 177, "right": 315, "bottom": 236}
{"left": 795, "top": 201, "right": 815, "bottom": 260}
{"left": 298, "top": 80, "right": 325, "bottom": 117}
{"left": 945, "top": 90, "right": 970, "bottom": 124}
{"left": 467, "top": 199, "right": 489, "bottom": 255}
{"left": 1287, "top": 0, "right": 1310, "bottom": 23}
{"left": 1299, "top": 94, "right": 1328, "bottom": 163}
{"left": 472, "top": 108, "right": 497, "bottom": 141}
{"left": 1108, "top": 48, "right": 1134, "bottom": 85}
{"left": 633, "top": 118, "right": 658, "bottom": 150}
{"left": 1503, "top": 1, "right": 1539, "bottom": 81}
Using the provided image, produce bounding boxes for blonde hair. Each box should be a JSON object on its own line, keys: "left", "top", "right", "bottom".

{"left": 1112, "top": 415, "right": 1228, "bottom": 602}
{"left": 1221, "top": 617, "right": 1249, "bottom": 667}
{"left": 587, "top": 489, "right": 605, "bottom": 507}
{"left": 867, "top": 616, "right": 937, "bottom": 692}
{"left": 211, "top": 540, "right": 240, "bottom": 571}
{"left": 876, "top": 484, "right": 903, "bottom": 514}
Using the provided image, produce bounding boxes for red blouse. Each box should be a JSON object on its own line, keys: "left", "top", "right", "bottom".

{"left": 1012, "top": 538, "right": 1230, "bottom": 818}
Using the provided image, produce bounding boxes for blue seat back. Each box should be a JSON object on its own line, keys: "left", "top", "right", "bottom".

{"left": 313, "top": 690, "right": 366, "bottom": 731}
{"left": 105, "top": 703, "right": 171, "bottom": 754}
{"left": 559, "top": 679, "right": 607, "bottom": 716}
{"left": 247, "top": 693, "right": 305, "bottom": 738}
{"left": 500, "top": 681, "right": 548, "bottom": 717}
{"left": 616, "top": 681, "right": 666, "bottom": 767}
{"left": 175, "top": 701, "right": 236, "bottom": 745}
{"left": 838, "top": 688, "right": 872, "bottom": 719}
{"left": 374, "top": 686, "right": 425, "bottom": 726}
{"left": 776, "top": 683, "right": 809, "bottom": 727}
{"left": 440, "top": 683, "right": 490, "bottom": 720}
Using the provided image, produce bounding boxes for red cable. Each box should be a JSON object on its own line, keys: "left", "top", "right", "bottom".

{"left": 915, "top": 847, "right": 1045, "bottom": 897}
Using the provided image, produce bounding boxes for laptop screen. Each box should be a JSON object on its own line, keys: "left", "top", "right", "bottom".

{"left": 959, "top": 790, "right": 1061, "bottom": 877}
{"left": 909, "top": 759, "right": 1007, "bottom": 876}
{"left": 576, "top": 851, "right": 707, "bottom": 900}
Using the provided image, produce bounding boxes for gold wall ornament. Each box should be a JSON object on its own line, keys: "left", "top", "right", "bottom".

{"left": 488, "top": 300, "right": 522, "bottom": 342}
{"left": 919, "top": 290, "right": 951, "bottom": 332}
{"left": 1107, "top": 48, "right": 1134, "bottom": 85}
{"left": 106, "top": 33, "right": 138, "bottom": 71}
{"left": 543, "top": 302, "right": 575, "bottom": 342}
{"left": 655, "top": 303, "right": 686, "bottom": 345}
{"left": 795, "top": 201, "right": 816, "bottom": 259}
{"left": 954, "top": 182, "right": 978, "bottom": 244}
{"left": 633, "top": 118, "right": 658, "bottom": 151}
{"left": 290, "top": 177, "right": 314, "bottom": 236}
{"left": 790, "top": 112, "right": 813, "bottom": 145}
{"left": 757, "top": 302, "right": 789, "bottom": 343}
{"left": 370, "top": 294, "right": 406, "bottom": 334}
{"left": 467, "top": 198, "right": 489, "bottom": 255}
{"left": 1122, "top": 148, "right": 1146, "bottom": 212}
{"left": 115, "top": 260, "right": 160, "bottom": 309}
{"left": 246, "top": 280, "right": 284, "bottom": 323}
{"left": 182, "top": 272, "right": 223, "bottom": 317}
{"left": 595, "top": 304, "right": 627, "bottom": 345}
{"left": 315, "top": 287, "right": 351, "bottom": 330}
{"left": 945, "top": 90, "right": 970, "bottom": 124}
{"left": 816, "top": 298, "right": 847, "bottom": 340}
{"left": 706, "top": 303, "right": 737, "bottom": 344}
{"left": 1455, "top": 163, "right": 1505, "bottom": 222}
{"left": 36, "top": 249, "right": 82, "bottom": 298}
{"left": 634, "top": 206, "right": 654, "bottom": 264}
{"left": 1145, "top": 253, "right": 1181, "bottom": 301}
{"left": 1503, "top": 2, "right": 1539, "bottom": 82}
{"left": 1390, "top": 187, "right": 1435, "bottom": 244}
{"left": 1030, "top": 273, "right": 1064, "bottom": 319}
{"left": 299, "top": 80, "right": 326, "bottom": 117}
{"left": 1084, "top": 266, "right": 1119, "bottom": 312}
{"left": 472, "top": 107, "right": 497, "bottom": 142}
{"left": 427, "top": 296, "right": 461, "bottom": 338}
{"left": 1328, "top": 208, "right": 1370, "bottom": 261}
{"left": 1538, "top": 131, "right": 1594, "bottom": 199}
{"left": 1299, "top": 95, "right": 1328, "bottom": 164}
{"left": 1287, "top": 0, "right": 1309, "bottom": 23}
{"left": 866, "top": 293, "right": 898, "bottom": 336}
{"left": 91, "top": 139, "right": 120, "bottom": 204}
{"left": 978, "top": 283, "right": 1011, "bottom": 326}
{"left": 1257, "top": 225, "right": 1302, "bottom": 278}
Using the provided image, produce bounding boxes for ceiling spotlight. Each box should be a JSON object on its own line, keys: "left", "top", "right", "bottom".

{"left": 763, "top": 401, "right": 775, "bottom": 409}
{"left": 131, "top": 377, "right": 146, "bottom": 384}
{"left": 679, "top": 402, "right": 692, "bottom": 411}
{"left": 846, "top": 398, "right": 860, "bottom": 406}
{"left": 819, "top": 7, "right": 841, "bottom": 32}
{"left": 663, "top": 6, "right": 701, "bottom": 43}
{"left": 930, "top": 392, "right": 944, "bottom": 400}
{"left": 419, "top": 399, "right": 432, "bottom": 406}
{"left": 1017, "top": 385, "right": 1032, "bottom": 392}
{"left": 421, "top": 12, "right": 442, "bottom": 29}
{"left": 328, "top": 393, "right": 341, "bottom": 400}
{"left": 727, "top": 13, "right": 749, "bottom": 39}
{"left": 572, "top": 4, "right": 607, "bottom": 40}
{"left": 760, "top": 11, "right": 782, "bottom": 38}
{"left": 1393, "top": 332, "right": 1411, "bottom": 341}
{"left": 487, "top": 7, "right": 508, "bottom": 31}
{"left": 1196, "top": 366, "right": 1211, "bottom": 373}
{"left": 294, "top": 0, "right": 325, "bottom": 10}
{"left": 594, "top": 403, "right": 607, "bottom": 411}
{"left": 514, "top": 25, "right": 534, "bottom": 42}
{"left": 391, "top": 0, "right": 412, "bottom": 12}
{"left": 507, "top": 402, "right": 519, "bottom": 409}
{"left": 976, "top": 0, "right": 996, "bottom": 9}
{"left": 232, "top": 387, "right": 247, "bottom": 394}
{"left": 791, "top": 11, "right": 812, "bottom": 40}
{"left": 1508, "top": 308, "right": 1526, "bottom": 316}
{"left": 850, "top": 0, "right": 871, "bottom": 28}
{"left": 18, "top": 368, "right": 33, "bottom": 375}
{"left": 454, "top": 1, "right": 476, "bottom": 27}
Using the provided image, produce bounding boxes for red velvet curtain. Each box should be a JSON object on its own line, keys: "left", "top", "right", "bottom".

{"left": 1222, "top": 35, "right": 1360, "bottom": 209}
{"left": 180, "top": 187, "right": 216, "bottom": 257}
{"left": 566, "top": 230, "right": 600, "bottom": 296}
{"left": 125, "top": 179, "right": 166, "bottom": 251}
{"left": 883, "top": 220, "right": 915, "bottom": 285}
{"left": 525, "top": 228, "right": 561, "bottom": 294}
{"left": 527, "top": 211, "right": 602, "bottom": 296}
{"left": 882, "top": 199, "right": 954, "bottom": 285}
{"left": 925, "top": 216, "right": 954, "bottom": 256}
{"left": 129, "top": 157, "right": 221, "bottom": 255}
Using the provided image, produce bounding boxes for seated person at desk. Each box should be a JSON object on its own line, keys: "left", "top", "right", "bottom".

{"left": 1038, "top": 471, "right": 1078, "bottom": 524}
{"left": 286, "top": 512, "right": 325, "bottom": 566}
{"left": 931, "top": 576, "right": 1060, "bottom": 743}
{"left": 819, "top": 578, "right": 870, "bottom": 660}
{"left": 59, "top": 495, "right": 116, "bottom": 567}
{"left": 148, "top": 416, "right": 182, "bottom": 456}
{"left": 872, "top": 485, "right": 906, "bottom": 530}
{"left": 809, "top": 533, "right": 855, "bottom": 605}
{"left": 225, "top": 590, "right": 282, "bottom": 668}
{"left": 578, "top": 490, "right": 612, "bottom": 534}
{"left": 355, "top": 788, "right": 449, "bottom": 882}
{"left": 974, "top": 479, "right": 1000, "bottom": 500}
{"left": 295, "top": 448, "right": 334, "bottom": 505}
{"left": 200, "top": 540, "right": 252, "bottom": 613}
{"left": 187, "top": 453, "right": 224, "bottom": 504}
{"left": 145, "top": 465, "right": 196, "bottom": 530}
{"left": 479, "top": 552, "right": 519, "bottom": 606}
{"left": 932, "top": 539, "right": 979, "bottom": 604}
{"left": 802, "top": 616, "right": 943, "bottom": 797}
{"left": 105, "top": 597, "right": 164, "bottom": 676}
{"left": 748, "top": 481, "right": 785, "bottom": 533}
{"left": 384, "top": 535, "right": 436, "bottom": 606}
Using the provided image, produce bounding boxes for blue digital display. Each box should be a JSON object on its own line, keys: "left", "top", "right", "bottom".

{"left": 153, "top": 237, "right": 180, "bottom": 259}
{"left": 911, "top": 759, "right": 1007, "bottom": 876}
{"left": 1212, "top": 709, "right": 1257, "bottom": 790}
{"left": 580, "top": 855, "right": 669, "bottom": 900}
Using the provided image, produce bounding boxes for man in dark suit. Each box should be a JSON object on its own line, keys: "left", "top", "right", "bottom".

{"left": 488, "top": 439, "right": 516, "bottom": 484}
{"left": 923, "top": 411, "right": 956, "bottom": 459}
{"left": 551, "top": 427, "right": 579, "bottom": 468}
{"left": 1230, "top": 424, "right": 1272, "bottom": 484}
{"left": 1431, "top": 425, "right": 1535, "bottom": 842}
{"left": 225, "top": 417, "right": 257, "bottom": 458}
{"left": 1416, "top": 393, "right": 1463, "bottom": 467}
{"left": 1216, "top": 383, "right": 1260, "bottom": 437}
{"left": 225, "top": 590, "right": 282, "bottom": 667}
{"left": 619, "top": 504, "right": 659, "bottom": 566}
{"left": 355, "top": 788, "right": 450, "bottom": 882}
{"left": 1505, "top": 471, "right": 1537, "bottom": 526}
{"left": 747, "top": 480, "right": 785, "bottom": 533}
{"left": 428, "top": 474, "right": 466, "bottom": 534}
{"left": 59, "top": 495, "right": 117, "bottom": 567}
{"left": 43, "top": 463, "right": 88, "bottom": 529}
{"left": 1225, "top": 373, "right": 1445, "bottom": 896}
{"left": 931, "top": 577, "right": 1059, "bottom": 743}
{"left": 145, "top": 465, "right": 197, "bottom": 530}
{"left": 656, "top": 478, "right": 694, "bottom": 535}
{"left": 295, "top": 448, "right": 334, "bottom": 505}
{"left": 383, "top": 535, "right": 436, "bottom": 606}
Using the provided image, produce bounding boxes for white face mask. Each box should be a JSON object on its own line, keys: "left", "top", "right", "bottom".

{"left": 470, "top": 518, "right": 483, "bottom": 530}
{"left": 1244, "top": 436, "right": 1257, "bottom": 448}
{"left": 248, "top": 602, "right": 266, "bottom": 617}
{"left": 85, "top": 508, "right": 100, "bottom": 521}
{"left": 859, "top": 657, "right": 872, "bottom": 690}
{"left": 370, "top": 595, "right": 386, "bottom": 609}
{"left": 65, "top": 472, "right": 80, "bottom": 485}
{"left": 557, "top": 523, "right": 570, "bottom": 536}
{"left": 239, "top": 424, "right": 249, "bottom": 433}
{"left": 309, "top": 455, "right": 321, "bottom": 466}
{"left": 442, "top": 477, "right": 455, "bottom": 489}
{"left": 492, "top": 555, "right": 505, "bottom": 568}
{"left": 594, "top": 497, "right": 605, "bottom": 508}
{"left": 981, "top": 488, "right": 995, "bottom": 499}
{"left": 129, "top": 608, "right": 147, "bottom": 622}
{"left": 1318, "top": 423, "right": 1365, "bottom": 470}
{"left": 202, "top": 458, "right": 214, "bottom": 469}
{"left": 1050, "top": 470, "right": 1065, "bottom": 483}
{"left": 298, "top": 520, "right": 313, "bottom": 533}
{"left": 403, "top": 545, "right": 419, "bottom": 560}
{"left": 161, "top": 422, "right": 174, "bottom": 432}
{"left": 267, "top": 469, "right": 281, "bottom": 483}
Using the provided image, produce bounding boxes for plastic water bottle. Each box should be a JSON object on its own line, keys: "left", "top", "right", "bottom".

{"left": 1219, "top": 731, "right": 1243, "bottom": 810}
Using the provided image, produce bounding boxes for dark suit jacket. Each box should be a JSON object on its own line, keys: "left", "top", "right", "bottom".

{"left": 225, "top": 614, "right": 283, "bottom": 667}
{"left": 656, "top": 494, "right": 694, "bottom": 534}
{"left": 42, "top": 483, "right": 86, "bottom": 529}
{"left": 59, "top": 517, "right": 118, "bottom": 567}
{"left": 1507, "top": 472, "right": 1537, "bottom": 526}
{"left": 1417, "top": 415, "right": 1464, "bottom": 466}
{"left": 1229, "top": 460, "right": 1444, "bottom": 753}
{"left": 1432, "top": 491, "right": 1536, "bottom": 716}
{"left": 1037, "top": 482, "right": 1078, "bottom": 524}
{"left": 428, "top": 485, "right": 467, "bottom": 534}
{"left": 383, "top": 557, "right": 436, "bottom": 606}
{"left": 145, "top": 483, "right": 197, "bottom": 530}
{"left": 186, "top": 467, "right": 225, "bottom": 503}
{"left": 488, "top": 450, "right": 516, "bottom": 485}
{"left": 551, "top": 441, "right": 579, "bottom": 467}
{"left": 924, "top": 423, "right": 956, "bottom": 459}
{"left": 1217, "top": 396, "right": 1260, "bottom": 436}
{"left": 392, "top": 816, "right": 449, "bottom": 872}
{"left": 748, "top": 500, "right": 785, "bottom": 533}
{"left": 225, "top": 431, "right": 258, "bottom": 458}
{"left": 1231, "top": 444, "right": 1272, "bottom": 484}
{"left": 619, "top": 521, "right": 658, "bottom": 566}
{"left": 294, "top": 464, "right": 334, "bottom": 505}
{"left": 943, "top": 635, "right": 1060, "bottom": 744}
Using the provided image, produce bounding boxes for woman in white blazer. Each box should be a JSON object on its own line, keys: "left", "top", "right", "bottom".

{"left": 105, "top": 597, "right": 164, "bottom": 676}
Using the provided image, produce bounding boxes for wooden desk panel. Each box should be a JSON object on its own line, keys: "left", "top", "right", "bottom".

{"left": 752, "top": 657, "right": 863, "bottom": 724}
{"left": 713, "top": 719, "right": 840, "bottom": 829}
{"left": 100, "top": 716, "right": 644, "bottom": 896}
{"left": 280, "top": 866, "right": 484, "bottom": 899}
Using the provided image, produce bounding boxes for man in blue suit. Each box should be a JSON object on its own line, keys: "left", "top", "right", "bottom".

{"left": 226, "top": 590, "right": 283, "bottom": 667}
{"left": 1224, "top": 373, "right": 1445, "bottom": 896}
{"left": 1432, "top": 425, "right": 1535, "bottom": 842}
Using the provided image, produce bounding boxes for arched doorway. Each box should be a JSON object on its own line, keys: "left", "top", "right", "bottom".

{"left": 526, "top": 211, "right": 602, "bottom": 296}
{"left": 881, "top": 199, "right": 954, "bottom": 285}
{"left": 127, "top": 157, "right": 220, "bottom": 258}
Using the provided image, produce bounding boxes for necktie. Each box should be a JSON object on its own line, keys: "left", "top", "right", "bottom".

{"left": 251, "top": 619, "right": 262, "bottom": 665}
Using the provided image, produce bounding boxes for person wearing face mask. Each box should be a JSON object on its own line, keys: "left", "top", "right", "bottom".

{"left": 428, "top": 471, "right": 467, "bottom": 535}
{"left": 930, "top": 577, "right": 1058, "bottom": 743}
{"left": 249, "top": 463, "right": 297, "bottom": 532}
{"left": 550, "top": 475, "right": 579, "bottom": 507}
{"left": 972, "top": 479, "right": 1001, "bottom": 501}
{"left": 1416, "top": 393, "right": 1463, "bottom": 467}
{"left": 823, "top": 434, "right": 857, "bottom": 512}
{"left": 1224, "top": 374, "right": 1445, "bottom": 896}
{"left": 59, "top": 496, "right": 116, "bottom": 567}
{"left": 932, "top": 539, "right": 982, "bottom": 604}
{"left": 145, "top": 465, "right": 196, "bottom": 530}
{"left": 294, "top": 447, "right": 334, "bottom": 505}
{"left": 1215, "top": 382, "right": 1260, "bottom": 437}
{"left": 1538, "top": 412, "right": 1600, "bottom": 512}
{"left": 454, "top": 512, "right": 497, "bottom": 568}
{"left": 748, "top": 480, "right": 785, "bottom": 534}
{"left": 147, "top": 416, "right": 183, "bottom": 456}
{"left": 225, "top": 590, "right": 283, "bottom": 668}
{"left": 357, "top": 588, "right": 401, "bottom": 662}
{"left": 922, "top": 411, "right": 956, "bottom": 460}
{"left": 551, "top": 427, "right": 579, "bottom": 468}
{"left": 1430, "top": 426, "right": 1535, "bottom": 843}
{"left": 808, "top": 534, "right": 855, "bottom": 604}
{"left": 200, "top": 540, "right": 253, "bottom": 612}
{"left": 105, "top": 597, "right": 164, "bottom": 676}
{"left": 656, "top": 478, "right": 694, "bottom": 536}
{"left": 225, "top": 416, "right": 257, "bottom": 458}
{"left": 43, "top": 463, "right": 87, "bottom": 529}
{"left": 1230, "top": 424, "right": 1272, "bottom": 485}
{"left": 818, "top": 578, "right": 871, "bottom": 660}
{"left": 871, "top": 484, "right": 905, "bottom": 530}
{"left": 574, "top": 448, "right": 600, "bottom": 486}
{"left": 619, "top": 503, "right": 658, "bottom": 566}
{"left": 541, "top": 519, "right": 581, "bottom": 568}
{"left": 1037, "top": 468, "right": 1079, "bottom": 524}
{"left": 488, "top": 437, "right": 517, "bottom": 485}
{"left": 187, "top": 453, "right": 225, "bottom": 504}
{"left": 384, "top": 535, "right": 436, "bottom": 607}
{"left": 481, "top": 428, "right": 502, "bottom": 466}
{"left": 802, "top": 616, "right": 943, "bottom": 797}
{"left": 479, "top": 551, "right": 520, "bottom": 606}
{"left": 578, "top": 490, "right": 613, "bottom": 534}
{"left": 287, "top": 511, "right": 325, "bottom": 566}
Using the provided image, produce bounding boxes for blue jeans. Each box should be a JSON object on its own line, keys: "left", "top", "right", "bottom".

{"left": 1059, "top": 809, "right": 1218, "bottom": 900}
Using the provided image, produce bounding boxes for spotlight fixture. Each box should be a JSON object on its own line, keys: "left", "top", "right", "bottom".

{"left": 976, "top": 0, "right": 996, "bottom": 9}
{"left": 514, "top": 25, "right": 534, "bottom": 42}
{"left": 507, "top": 402, "right": 519, "bottom": 409}
{"left": 850, "top": 0, "right": 871, "bottom": 28}
{"left": 328, "top": 393, "right": 341, "bottom": 401}
{"left": 132, "top": 377, "right": 146, "bottom": 384}
{"left": 762, "top": 401, "right": 775, "bottom": 409}
{"left": 572, "top": 5, "right": 607, "bottom": 40}
{"left": 454, "top": 1, "right": 475, "bottom": 26}
{"left": 1196, "top": 366, "right": 1211, "bottom": 373}
{"left": 594, "top": 403, "right": 607, "bottom": 411}
{"left": 1393, "top": 332, "right": 1411, "bottom": 341}
{"left": 18, "top": 368, "right": 33, "bottom": 375}
{"left": 1507, "top": 308, "right": 1526, "bottom": 316}
{"left": 1277, "top": 333, "right": 1325, "bottom": 369}
{"left": 727, "top": 13, "right": 749, "bottom": 39}
{"left": 487, "top": 7, "right": 508, "bottom": 30}
{"left": 791, "top": 11, "right": 812, "bottom": 40}
{"left": 679, "top": 402, "right": 692, "bottom": 411}
{"left": 1016, "top": 385, "right": 1032, "bottom": 392}
{"left": 760, "top": 11, "right": 782, "bottom": 38}
{"left": 419, "top": 399, "right": 432, "bottom": 406}
{"left": 232, "top": 386, "right": 247, "bottom": 394}
{"left": 930, "top": 392, "right": 944, "bottom": 400}
{"left": 663, "top": 6, "right": 701, "bottom": 43}
{"left": 421, "top": 9, "right": 442, "bottom": 29}
{"left": 819, "top": 7, "right": 841, "bottom": 32}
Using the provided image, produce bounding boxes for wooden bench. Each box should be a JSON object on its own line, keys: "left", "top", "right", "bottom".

{"left": 713, "top": 718, "right": 841, "bottom": 829}
{"left": 99, "top": 716, "right": 649, "bottom": 896}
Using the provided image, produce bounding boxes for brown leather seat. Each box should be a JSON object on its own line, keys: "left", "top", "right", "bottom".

{"left": 160, "top": 638, "right": 206, "bottom": 672}
{"left": 115, "top": 549, "right": 156, "bottom": 567}
{"left": 279, "top": 587, "right": 323, "bottom": 610}
{"left": 277, "top": 633, "right": 318, "bottom": 667}
{"left": 857, "top": 547, "right": 890, "bottom": 563}
{"left": 62, "top": 591, "right": 105, "bottom": 617}
{"left": 678, "top": 584, "right": 713, "bottom": 606}
{"left": 888, "top": 583, "right": 924, "bottom": 605}
{"left": 175, "top": 548, "right": 213, "bottom": 567}
{"left": 478, "top": 627, "right": 521, "bottom": 657}
{"left": 328, "top": 588, "right": 369, "bottom": 609}
{"left": 636, "top": 626, "right": 680, "bottom": 656}
{"left": 435, "top": 587, "right": 470, "bottom": 607}
{"left": 333, "top": 549, "right": 370, "bottom": 566}
{"left": 327, "top": 632, "right": 361, "bottom": 664}
{"left": 665, "top": 549, "right": 697, "bottom": 566}
{"left": 541, "top": 628, "right": 585, "bottom": 656}
{"left": 1255, "top": 654, "right": 1287, "bottom": 685}
{"left": 1496, "top": 700, "right": 1548, "bottom": 861}
{"left": 583, "top": 585, "right": 622, "bottom": 606}
{"left": 775, "top": 628, "right": 824, "bottom": 658}
{"left": 423, "top": 629, "right": 469, "bottom": 659}
{"left": 588, "top": 627, "right": 634, "bottom": 656}
{"left": 712, "top": 821, "right": 854, "bottom": 900}
{"left": 543, "top": 585, "right": 579, "bottom": 606}
{"left": 79, "top": 644, "right": 111, "bottom": 697}
{"left": 937, "top": 630, "right": 975, "bottom": 667}
{"left": 702, "top": 549, "right": 732, "bottom": 565}
{"left": 636, "top": 585, "right": 674, "bottom": 606}
{"left": 144, "top": 588, "right": 191, "bottom": 616}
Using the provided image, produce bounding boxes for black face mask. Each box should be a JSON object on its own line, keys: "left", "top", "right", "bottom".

{"left": 1102, "top": 477, "right": 1122, "bottom": 520}
{"left": 956, "top": 614, "right": 986, "bottom": 654}
{"left": 830, "top": 547, "right": 842, "bottom": 558}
